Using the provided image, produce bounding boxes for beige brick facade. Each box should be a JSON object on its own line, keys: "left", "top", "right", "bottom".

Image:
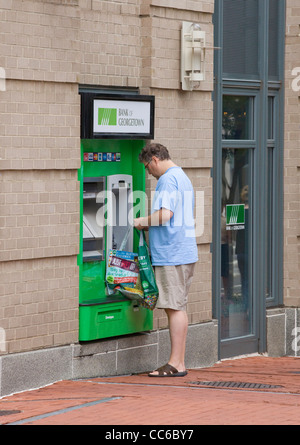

{"left": 0, "top": 0, "right": 298, "bottom": 360}
{"left": 0, "top": 256, "right": 78, "bottom": 353}
{"left": 0, "top": 80, "right": 80, "bottom": 170}
{"left": 0, "top": 169, "right": 79, "bottom": 262}
{"left": 284, "top": 0, "right": 300, "bottom": 307}
{"left": 0, "top": 0, "right": 214, "bottom": 354}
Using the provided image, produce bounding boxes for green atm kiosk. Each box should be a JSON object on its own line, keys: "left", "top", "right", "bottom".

{"left": 78, "top": 93, "right": 155, "bottom": 341}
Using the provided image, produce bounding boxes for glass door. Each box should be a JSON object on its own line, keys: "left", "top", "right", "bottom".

{"left": 221, "top": 148, "right": 252, "bottom": 340}
{"left": 213, "top": 0, "right": 285, "bottom": 360}
{"left": 220, "top": 94, "right": 258, "bottom": 358}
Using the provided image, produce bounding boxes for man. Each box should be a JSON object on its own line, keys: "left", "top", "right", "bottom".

{"left": 134, "top": 142, "right": 198, "bottom": 377}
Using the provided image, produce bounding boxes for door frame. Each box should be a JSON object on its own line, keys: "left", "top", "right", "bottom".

{"left": 218, "top": 90, "right": 262, "bottom": 359}
{"left": 212, "top": 0, "right": 285, "bottom": 359}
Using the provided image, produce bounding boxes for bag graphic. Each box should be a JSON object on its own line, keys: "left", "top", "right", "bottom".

{"left": 106, "top": 227, "right": 144, "bottom": 301}
{"left": 137, "top": 230, "right": 159, "bottom": 310}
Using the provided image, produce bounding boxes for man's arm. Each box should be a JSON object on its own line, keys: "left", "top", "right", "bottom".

{"left": 134, "top": 208, "right": 173, "bottom": 231}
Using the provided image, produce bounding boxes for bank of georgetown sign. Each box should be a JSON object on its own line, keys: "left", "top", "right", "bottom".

{"left": 226, "top": 204, "right": 245, "bottom": 231}
{"left": 93, "top": 98, "right": 152, "bottom": 136}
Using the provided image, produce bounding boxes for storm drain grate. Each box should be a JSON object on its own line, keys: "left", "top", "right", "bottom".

{"left": 190, "top": 381, "right": 282, "bottom": 389}
{"left": 0, "top": 410, "right": 22, "bottom": 416}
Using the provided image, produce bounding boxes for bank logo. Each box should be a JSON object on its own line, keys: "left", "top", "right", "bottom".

{"left": 98, "top": 108, "right": 117, "bottom": 126}
{"left": 226, "top": 204, "right": 245, "bottom": 225}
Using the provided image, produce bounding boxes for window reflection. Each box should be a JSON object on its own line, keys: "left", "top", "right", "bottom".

{"left": 223, "top": 0, "right": 259, "bottom": 76}
{"left": 222, "top": 96, "right": 252, "bottom": 140}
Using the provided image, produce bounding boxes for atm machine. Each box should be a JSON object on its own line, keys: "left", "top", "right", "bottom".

{"left": 78, "top": 93, "right": 155, "bottom": 341}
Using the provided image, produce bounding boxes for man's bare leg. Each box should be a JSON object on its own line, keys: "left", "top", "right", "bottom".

{"left": 166, "top": 308, "right": 188, "bottom": 372}
{"left": 149, "top": 308, "right": 188, "bottom": 375}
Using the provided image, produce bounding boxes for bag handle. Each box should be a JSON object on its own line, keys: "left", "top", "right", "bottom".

{"left": 137, "top": 229, "right": 147, "bottom": 247}
{"left": 119, "top": 226, "right": 131, "bottom": 251}
{"left": 133, "top": 228, "right": 147, "bottom": 248}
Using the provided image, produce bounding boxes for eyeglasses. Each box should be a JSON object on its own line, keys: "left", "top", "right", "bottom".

{"left": 144, "top": 158, "right": 153, "bottom": 170}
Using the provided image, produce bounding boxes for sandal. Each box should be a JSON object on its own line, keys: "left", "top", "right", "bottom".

{"left": 148, "top": 363, "right": 188, "bottom": 377}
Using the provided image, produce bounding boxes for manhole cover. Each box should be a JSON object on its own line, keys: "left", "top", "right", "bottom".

{"left": 0, "top": 410, "right": 22, "bottom": 416}
{"left": 190, "top": 381, "right": 282, "bottom": 389}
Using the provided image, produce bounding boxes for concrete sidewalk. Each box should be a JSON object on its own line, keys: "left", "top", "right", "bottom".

{"left": 1, "top": 355, "right": 300, "bottom": 426}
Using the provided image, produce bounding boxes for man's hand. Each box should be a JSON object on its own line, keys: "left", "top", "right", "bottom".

{"left": 134, "top": 209, "right": 173, "bottom": 231}
{"left": 134, "top": 216, "right": 149, "bottom": 231}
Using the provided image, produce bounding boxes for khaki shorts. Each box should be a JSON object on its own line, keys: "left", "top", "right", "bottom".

{"left": 154, "top": 263, "right": 196, "bottom": 311}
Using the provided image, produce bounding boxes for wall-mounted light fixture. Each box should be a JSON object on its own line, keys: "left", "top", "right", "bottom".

{"left": 181, "top": 22, "right": 206, "bottom": 91}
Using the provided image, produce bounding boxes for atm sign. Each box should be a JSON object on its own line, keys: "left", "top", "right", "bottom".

{"left": 93, "top": 99, "right": 151, "bottom": 135}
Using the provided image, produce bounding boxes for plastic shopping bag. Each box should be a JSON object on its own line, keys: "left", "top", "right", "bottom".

{"left": 137, "top": 230, "right": 159, "bottom": 310}
{"left": 106, "top": 249, "right": 139, "bottom": 287}
{"left": 106, "top": 228, "right": 144, "bottom": 301}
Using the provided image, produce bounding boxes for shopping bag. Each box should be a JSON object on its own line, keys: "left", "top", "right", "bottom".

{"left": 106, "top": 227, "right": 144, "bottom": 301}
{"left": 106, "top": 249, "right": 139, "bottom": 288}
{"left": 137, "top": 230, "right": 159, "bottom": 310}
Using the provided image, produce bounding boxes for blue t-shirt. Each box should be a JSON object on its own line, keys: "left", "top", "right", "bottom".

{"left": 149, "top": 167, "right": 198, "bottom": 266}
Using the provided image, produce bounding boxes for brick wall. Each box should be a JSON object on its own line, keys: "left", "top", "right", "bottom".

{"left": 0, "top": 80, "right": 80, "bottom": 170}
{"left": 0, "top": 256, "right": 78, "bottom": 353}
{"left": 0, "top": 0, "right": 80, "bottom": 84}
{"left": 0, "top": 77, "right": 80, "bottom": 352}
{"left": 0, "top": 0, "right": 81, "bottom": 354}
{"left": 0, "top": 0, "right": 214, "bottom": 353}
{"left": 284, "top": 0, "right": 300, "bottom": 307}
{"left": 0, "top": 169, "right": 79, "bottom": 262}
{"left": 79, "top": 0, "right": 141, "bottom": 87}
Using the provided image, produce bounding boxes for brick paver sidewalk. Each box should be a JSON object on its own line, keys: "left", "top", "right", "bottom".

{"left": 1, "top": 355, "right": 300, "bottom": 426}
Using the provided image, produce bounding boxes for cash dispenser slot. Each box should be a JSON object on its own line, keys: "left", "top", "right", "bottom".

{"left": 83, "top": 177, "right": 105, "bottom": 262}
{"left": 107, "top": 174, "right": 133, "bottom": 253}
